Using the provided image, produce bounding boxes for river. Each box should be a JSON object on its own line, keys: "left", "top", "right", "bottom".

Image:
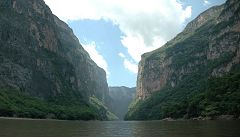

{"left": 0, "top": 118, "right": 239, "bottom": 137}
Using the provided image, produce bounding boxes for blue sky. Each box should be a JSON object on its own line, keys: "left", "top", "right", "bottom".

{"left": 44, "top": 0, "right": 225, "bottom": 87}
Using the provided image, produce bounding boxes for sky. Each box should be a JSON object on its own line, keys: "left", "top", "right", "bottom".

{"left": 44, "top": 0, "right": 226, "bottom": 87}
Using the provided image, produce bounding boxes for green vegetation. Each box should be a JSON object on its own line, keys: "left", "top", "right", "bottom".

{"left": 125, "top": 71, "right": 240, "bottom": 120}
{"left": 90, "top": 96, "right": 118, "bottom": 120}
{"left": 0, "top": 88, "right": 101, "bottom": 120}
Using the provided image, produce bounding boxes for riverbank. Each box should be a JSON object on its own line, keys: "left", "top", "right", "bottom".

{"left": 1, "top": 115, "right": 240, "bottom": 122}
{"left": 160, "top": 115, "right": 240, "bottom": 121}
{"left": 0, "top": 117, "right": 69, "bottom": 122}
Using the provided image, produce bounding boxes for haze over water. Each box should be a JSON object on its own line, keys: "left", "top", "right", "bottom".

{"left": 0, "top": 119, "right": 240, "bottom": 137}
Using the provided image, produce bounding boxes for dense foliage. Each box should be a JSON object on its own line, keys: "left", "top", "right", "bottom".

{"left": 90, "top": 96, "right": 118, "bottom": 120}
{"left": 125, "top": 72, "right": 240, "bottom": 120}
{"left": 0, "top": 88, "right": 100, "bottom": 120}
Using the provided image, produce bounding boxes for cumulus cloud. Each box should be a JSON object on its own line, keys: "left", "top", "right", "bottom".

{"left": 118, "top": 52, "right": 126, "bottom": 58}
{"left": 203, "top": 0, "right": 211, "bottom": 6}
{"left": 44, "top": 0, "right": 192, "bottom": 71}
{"left": 123, "top": 59, "right": 138, "bottom": 74}
{"left": 118, "top": 52, "right": 138, "bottom": 73}
{"left": 82, "top": 42, "right": 109, "bottom": 76}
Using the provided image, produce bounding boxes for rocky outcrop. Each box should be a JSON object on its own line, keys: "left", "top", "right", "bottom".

{"left": 184, "top": 5, "right": 224, "bottom": 32}
{"left": 108, "top": 86, "right": 135, "bottom": 120}
{"left": 0, "top": 0, "right": 111, "bottom": 120}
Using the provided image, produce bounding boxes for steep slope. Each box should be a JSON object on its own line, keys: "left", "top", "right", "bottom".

{"left": 109, "top": 86, "right": 135, "bottom": 120}
{"left": 126, "top": 0, "right": 240, "bottom": 120}
{"left": 0, "top": 0, "right": 113, "bottom": 120}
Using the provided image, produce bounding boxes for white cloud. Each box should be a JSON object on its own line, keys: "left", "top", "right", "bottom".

{"left": 82, "top": 42, "right": 109, "bottom": 76}
{"left": 118, "top": 52, "right": 126, "bottom": 58}
{"left": 121, "top": 34, "right": 166, "bottom": 62}
{"left": 123, "top": 59, "right": 138, "bottom": 74}
{"left": 118, "top": 52, "right": 138, "bottom": 73}
{"left": 44, "top": 0, "right": 192, "bottom": 71}
{"left": 203, "top": 0, "right": 211, "bottom": 6}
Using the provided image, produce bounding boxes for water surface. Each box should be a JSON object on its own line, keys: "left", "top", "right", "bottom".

{"left": 0, "top": 118, "right": 240, "bottom": 137}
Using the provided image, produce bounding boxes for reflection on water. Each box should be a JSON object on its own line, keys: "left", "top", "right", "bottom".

{"left": 0, "top": 119, "right": 240, "bottom": 137}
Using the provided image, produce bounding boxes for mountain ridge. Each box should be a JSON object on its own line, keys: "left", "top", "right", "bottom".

{"left": 109, "top": 86, "right": 135, "bottom": 120}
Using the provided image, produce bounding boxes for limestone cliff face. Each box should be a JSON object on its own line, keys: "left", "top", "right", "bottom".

{"left": 109, "top": 86, "right": 135, "bottom": 119}
{"left": 53, "top": 15, "right": 110, "bottom": 102}
{"left": 125, "top": 0, "right": 240, "bottom": 120}
{"left": 0, "top": 0, "right": 109, "bottom": 107}
{"left": 136, "top": 0, "right": 240, "bottom": 100}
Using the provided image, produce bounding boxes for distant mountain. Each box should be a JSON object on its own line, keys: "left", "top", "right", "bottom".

{"left": 0, "top": 0, "right": 116, "bottom": 120}
{"left": 109, "top": 86, "right": 135, "bottom": 120}
{"left": 126, "top": 0, "right": 240, "bottom": 120}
